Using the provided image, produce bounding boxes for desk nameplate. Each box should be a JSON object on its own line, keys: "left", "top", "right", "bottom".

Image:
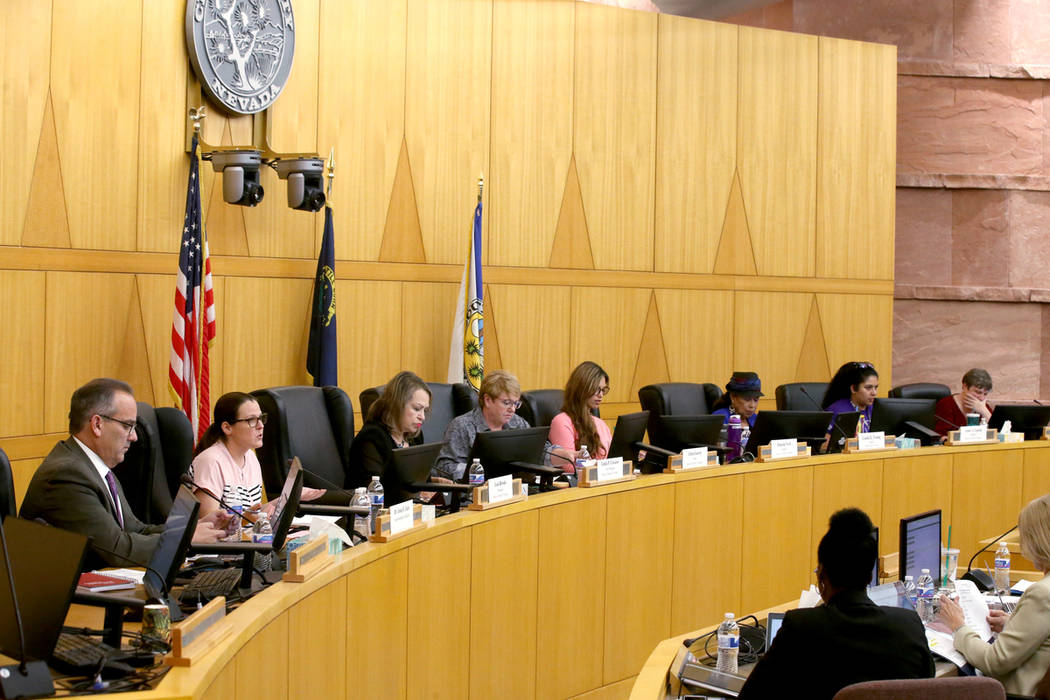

{"left": 578, "top": 460, "right": 635, "bottom": 488}
{"left": 843, "top": 433, "right": 898, "bottom": 454}
{"left": 165, "top": 596, "right": 226, "bottom": 667}
{"left": 468, "top": 478, "right": 526, "bottom": 511}
{"left": 754, "top": 442, "right": 810, "bottom": 462}
{"left": 282, "top": 534, "right": 334, "bottom": 583}
{"left": 946, "top": 427, "right": 998, "bottom": 446}
{"left": 370, "top": 504, "right": 425, "bottom": 543}
{"left": 664, "top": 448, "right": 719, "bottom": 472}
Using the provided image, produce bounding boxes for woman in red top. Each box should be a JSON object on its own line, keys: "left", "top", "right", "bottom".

{"left": 934, "top": 368, "right": 994, "bottom": 438}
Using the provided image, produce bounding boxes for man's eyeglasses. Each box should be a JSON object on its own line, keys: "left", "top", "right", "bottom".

{"left": 499, "top": 399, "right": 522, "bottom": 409}
{"left": 100, "top": 415, "right": 137, "bottom": 436}
{"left": 232, "top": 414, "right": 268, "bottom": 428}
{"left": 594, "top": 386, "right": 611, "bottom": 397}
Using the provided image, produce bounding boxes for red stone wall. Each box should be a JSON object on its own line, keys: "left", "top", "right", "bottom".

{"left": 725, "top": 0, "right": 1050, "bottom": 401}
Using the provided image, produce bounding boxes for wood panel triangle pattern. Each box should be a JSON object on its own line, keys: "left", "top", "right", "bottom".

{"left": 549, "top": 155, "right": 595, "bottom": 269}
{"left": 379, "top": 138, "right": 426, "bottom": 263}
{"left": 795, "top": 296, "right": 830, "bottom": 381}
{"left": 712, "top": 169, "right": 757, "bottom": 276}
{"left": 22, "top": 91, "right": 71, "bottom": 249}
{"left": 630, "top": 291, "right": 671, "bottom": 397}
{"left": 117, "top": 277, "right": 156, "bottom": 405}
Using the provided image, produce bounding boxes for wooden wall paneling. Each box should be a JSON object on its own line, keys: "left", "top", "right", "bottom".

{"left": 200, "top": 662, "right": 236, "bottom": 700}
{"left": 740, "top": 465, "right": 813, "bottom": 613}
{"left": 43, "top": 273, "right": 142, "bottom": 432}
{"left": 654, "top": 15, "right": 737, "bottom": 274}
{"left": 405, "top": 0, "right": 492, "bottom": 266}
{"left": 487, "top": 284, "right": 572, "bottom": 391}
{"left": 407, "top": 529, "right": 471, "bottom": 700}
{"left": 655, "top": 290, "right": 734, "bottom": 385}
{"left": 318, "top": 0, "right": 407, "bottom": 263}
{"left": 816, "top": 37, "right": 896, "bottom": 281}
{"left": 880, "top": 453, "right": 952, "bottom": 557}
{"left": 574, "top": 1, "right": 657, "bottom": 271}
{"left": 537, "top": 497, "right": 607, "bottom": 699}
{"left": 732, "top": 291, "right": 812, "bottom": 394}
{"left": 287, "top": 578, "right": 346, "bottom": 700}
{"left": 347, "top": 549, "right": 409, "bottom": 698}
{"left": 811, "top": 459, "right": 884, "bottom": 575}
{"left": 1022, "top": 446, "right": 1050, "bottom": 506}
{"left": 233, "top": 612, "right": 288, "bottom": 697}
{"left": 242, "top": 0, "right": 321, "bottom": 261}
{"left": 604, "top": 485, "right": 674, "bottom": 685}
{"left": 0, "top": 271, "right": 45, "bottom": 437}
{"left": 671, "top": 475, "right": 744, "bottom": 636}
{"left": 50, "top": 0, "right": 141, "bottom": 251}
{"left": 11, "top": 458, "right": 42, "bottom": 513}
{"left": 570, "top": 287, "right": 653, "bottom": 405}
{"left": 132, "top": 273, "right": 199, "bottom": 411}
{"left": 736, "top": 26, "right": 817, "bottom": 277}
{"left": 1, "top": 0, "right": 52, "bottom": 246}
{"left": 136, "top": 0, "right": 189, "bottom": 253}
{"left": 951, "top": 450, "right": 1023, "bottom": 564}
{"left": 199, "top": 117, "right": 254, "bottom": 237}
{"left": 220, "top": 277, "right": 313, "bottom": 393}
{"left": 489, "top": 0, "right": 574, "bottom": 268}
{"left": 400, "top": 281, "right": 458, "bottom": 383}
{"left": 469, "top": 511, "right": 539, "bottom": 700}
{"left": 816, "top": 293, "right": 894, "bottom": 390}
{"left": 336, "top": 281, "right": 402, "bottom": 403}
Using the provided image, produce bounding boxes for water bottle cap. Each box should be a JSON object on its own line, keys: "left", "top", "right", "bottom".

{"left": 905, "top": 575, "right": 913, "bottom": 581}
{"left": 371, "top": 475, "right": 380, "bottom": 482}
{"left": 724, "top": 612, "right": 734, "bottom": 619}
{"left": 472, "top": 458, "right": 480, "bottom": 464}
{"left": 921, "top": 568, "right": 929, "bottom": 574}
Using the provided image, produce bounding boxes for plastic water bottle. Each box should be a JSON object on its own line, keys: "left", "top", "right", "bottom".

{"left": 352, "top": 487, "right": 371, "bottom": 539}
{"left": 995, "top": 541, "right": 1011, "bottom": 594}
{"left": 726, "top": 415, "right": 743, "bottom": 461}
{"left": 903, "top": 575, "right": 917, "bottom": 610}
{"left": 575, "top": 445, "right": 592, "bottom": 478}
{"left": 251, "top": 511, "right": 273, "bottom": 544}
{"left": 468, "top": 458, "right": 485, "bottom": 487}
{"left": 916, "top": 568, "right": 935, "bottom": 623}
{"left": 367, "top": 476, "right": 384, "bottom": 527}
{"left": 716, "top": 612, "right": 740, "bottom": 673}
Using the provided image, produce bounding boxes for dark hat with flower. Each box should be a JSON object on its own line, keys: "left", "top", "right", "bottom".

{"left": 725, "top": 371, "right": 763, "bottom": 396}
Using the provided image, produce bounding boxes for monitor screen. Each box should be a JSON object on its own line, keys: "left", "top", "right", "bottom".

{"left": 0, "top": 517, "right": 88, "bottom": 661}
{"left": 467, "top": 427, "right": 549, "bottom": 481}
{"left": 989, "top": 404, "right": 1050, "bottom": 441}
{"left": 743, "top": 410, "right": 831, "bottom": 456}
{"left": 899, "top": 509, "right": 941, "bottom": 583}
{"left": 651, "top": 414, "right": 723, "bottom": 454}
{"left": 870, "top": 398, "right": 938, "bottom": 443}
{"left": 270, "top": 457, "right": 304, "bottom": 550}
{"left": 607, "top": 411, "right": 649, "bottom": 462}
{"left": 386, "top": 442, "right": 443, "bottom": 500}
{"left": 143, "top": 485, "right": 200, "bottom": 600}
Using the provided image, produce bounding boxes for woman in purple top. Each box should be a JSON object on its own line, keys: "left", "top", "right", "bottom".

{"left": 711, "top": 372, "right": 763, "bottom": 428}
{"left": 820, "top": 362, "right": 879, "bottom": 452}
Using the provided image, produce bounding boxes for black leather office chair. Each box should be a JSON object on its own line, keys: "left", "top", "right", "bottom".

{"left": 0, "top": 447, "right": 15, "bottom": 520}
{"left": 252, "top": 386, "right": 355, "bottom": 498}
{"left": 518, "top": 389, "right": 565, "bottom": 427}
{"left": 888, "top": 383, "right": 951, "bottom": 401}
{"left": 637, "top": 382, "right": 722, "bottom": 446}
{"left": 114, "top": 402, "right": 194, "bottom": 524}
{"left": 775, "top": 382, "right": 829, "bottom": 411}
{"left": 359, "top": 382, "right": 475, "bottom": 444}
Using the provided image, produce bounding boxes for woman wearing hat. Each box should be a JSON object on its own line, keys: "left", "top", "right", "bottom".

{"left": 710, "top": 372, "right": 763, "bottom": 445}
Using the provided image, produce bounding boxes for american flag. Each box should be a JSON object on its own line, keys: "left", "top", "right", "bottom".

{"left": 169, "top": 134, "right": 215, "bottom": 441}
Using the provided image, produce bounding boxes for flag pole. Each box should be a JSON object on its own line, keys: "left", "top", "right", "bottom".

{"left": 477, "top": 172, "right": 483, "bottom": 203}
{"left": 326, "top": 147, "right": 335, "bottom": 204}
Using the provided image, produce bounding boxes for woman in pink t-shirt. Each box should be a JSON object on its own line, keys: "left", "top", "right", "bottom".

{"left": 548, "top": 361, "right": 613, "bottom": 470}
{"left": 189, "top": 392, "right": 270, "bottom": 517}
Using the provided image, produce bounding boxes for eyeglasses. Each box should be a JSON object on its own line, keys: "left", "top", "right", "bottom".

{"left": 594, "top": 386, "right": 610, "bottom": 397}
{"left": 100, "top": 414, "right": 137, "bottom": 436}
{"left": 232, "top": 413, "right": 268, "bottom": 428}
{"left": 499, "top": 399, "right": 522, "bottom": 409}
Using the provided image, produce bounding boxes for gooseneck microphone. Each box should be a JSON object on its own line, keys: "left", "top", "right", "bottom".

{"left": 180, "top": 474, "right": 256, "bottom": 527}
{"left": 962, "top": 523, "right": 1018, "bottom": 593}
{"left": 798, "top": 386, "right": 852, "bottom": 445}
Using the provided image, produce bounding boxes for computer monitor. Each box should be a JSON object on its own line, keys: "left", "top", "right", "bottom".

{"left": 650, "top": 414, "right": 724, "bottom": 454}
{"left": 870, "top": 398, "right": 938, "bottom": 444}
{"left": 143, "top": 485, "right": 200, "bottom": 605}
{"left": 0, "top": 517, "right": 88, "bottom": 661}
{"left": 607, "top": 411, "right": 650, "bottom": 463}
{"left": 743, "top": 411, "right": 831, "bottom": 456}
{"left": 988, "top": 404, "right": 1050, "bottom": 441}
{"left": 466, "top": 427, "right": 551, "bottom": 482}
{"left": 269, "top": 457, "right": 305, "bottom": 551}
{"left": 899, "top": 509, "right": 941, "bottom": 583}
{"left": 826, "top": 411, "right": 861, "bottom": 454}
{"left": 386, "top": 442, "right": 443, "bottom": 501}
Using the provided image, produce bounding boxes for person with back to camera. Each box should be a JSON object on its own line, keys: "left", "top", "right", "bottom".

{"left": 346, "top": 371, "right": 430, "bottom": 489}
{"left": 936, "top": 493, "right": 1050, "bottom": 696}
{"left": 189, "top": 392, "right": 325, "bottom": 521}
{"left": 547, "top": 361, "right": 613, "bottom": 471}
{"left": 820, "top": 361, "right": 879, "bottom": 453}
{"left": 934, "top": 367, "right": 994, "bottom": 438}
{"left": 738, "top": 508, "right": 934, "bottom": 699}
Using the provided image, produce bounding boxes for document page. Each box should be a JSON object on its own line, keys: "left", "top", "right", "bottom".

{"left": 954, "top": 579, "right": 992, "bottom": 641}
{"left": 925, "top": 629, "right": 968, "bottom": 668}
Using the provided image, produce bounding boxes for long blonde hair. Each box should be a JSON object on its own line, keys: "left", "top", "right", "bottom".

{"left": 1019, "top": 494, "right": 1050, "bottom": 571}
{"left": 560, "top": 361, "right": 608, "bottom": 452}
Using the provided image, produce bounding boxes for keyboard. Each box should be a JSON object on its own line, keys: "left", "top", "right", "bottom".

{"left": 179, "top": 567, "right": 243, "bottom": 603}
{"left": 52, "top": 632, "right": 115, "bottom": 673}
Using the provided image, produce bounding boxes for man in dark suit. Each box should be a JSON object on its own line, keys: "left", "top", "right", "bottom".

{"left": 738, "top": 508, "right": 934, "bottom": 700}
{"left": 20, "top": 378, "right": 227, "bottom": 569}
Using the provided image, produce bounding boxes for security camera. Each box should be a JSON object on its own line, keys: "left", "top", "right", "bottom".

{"left": 208, "top": 150, "right": 264, "bottom": 206}
{"left": 272, "top": 158, "right": 326, "bottom": 212}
